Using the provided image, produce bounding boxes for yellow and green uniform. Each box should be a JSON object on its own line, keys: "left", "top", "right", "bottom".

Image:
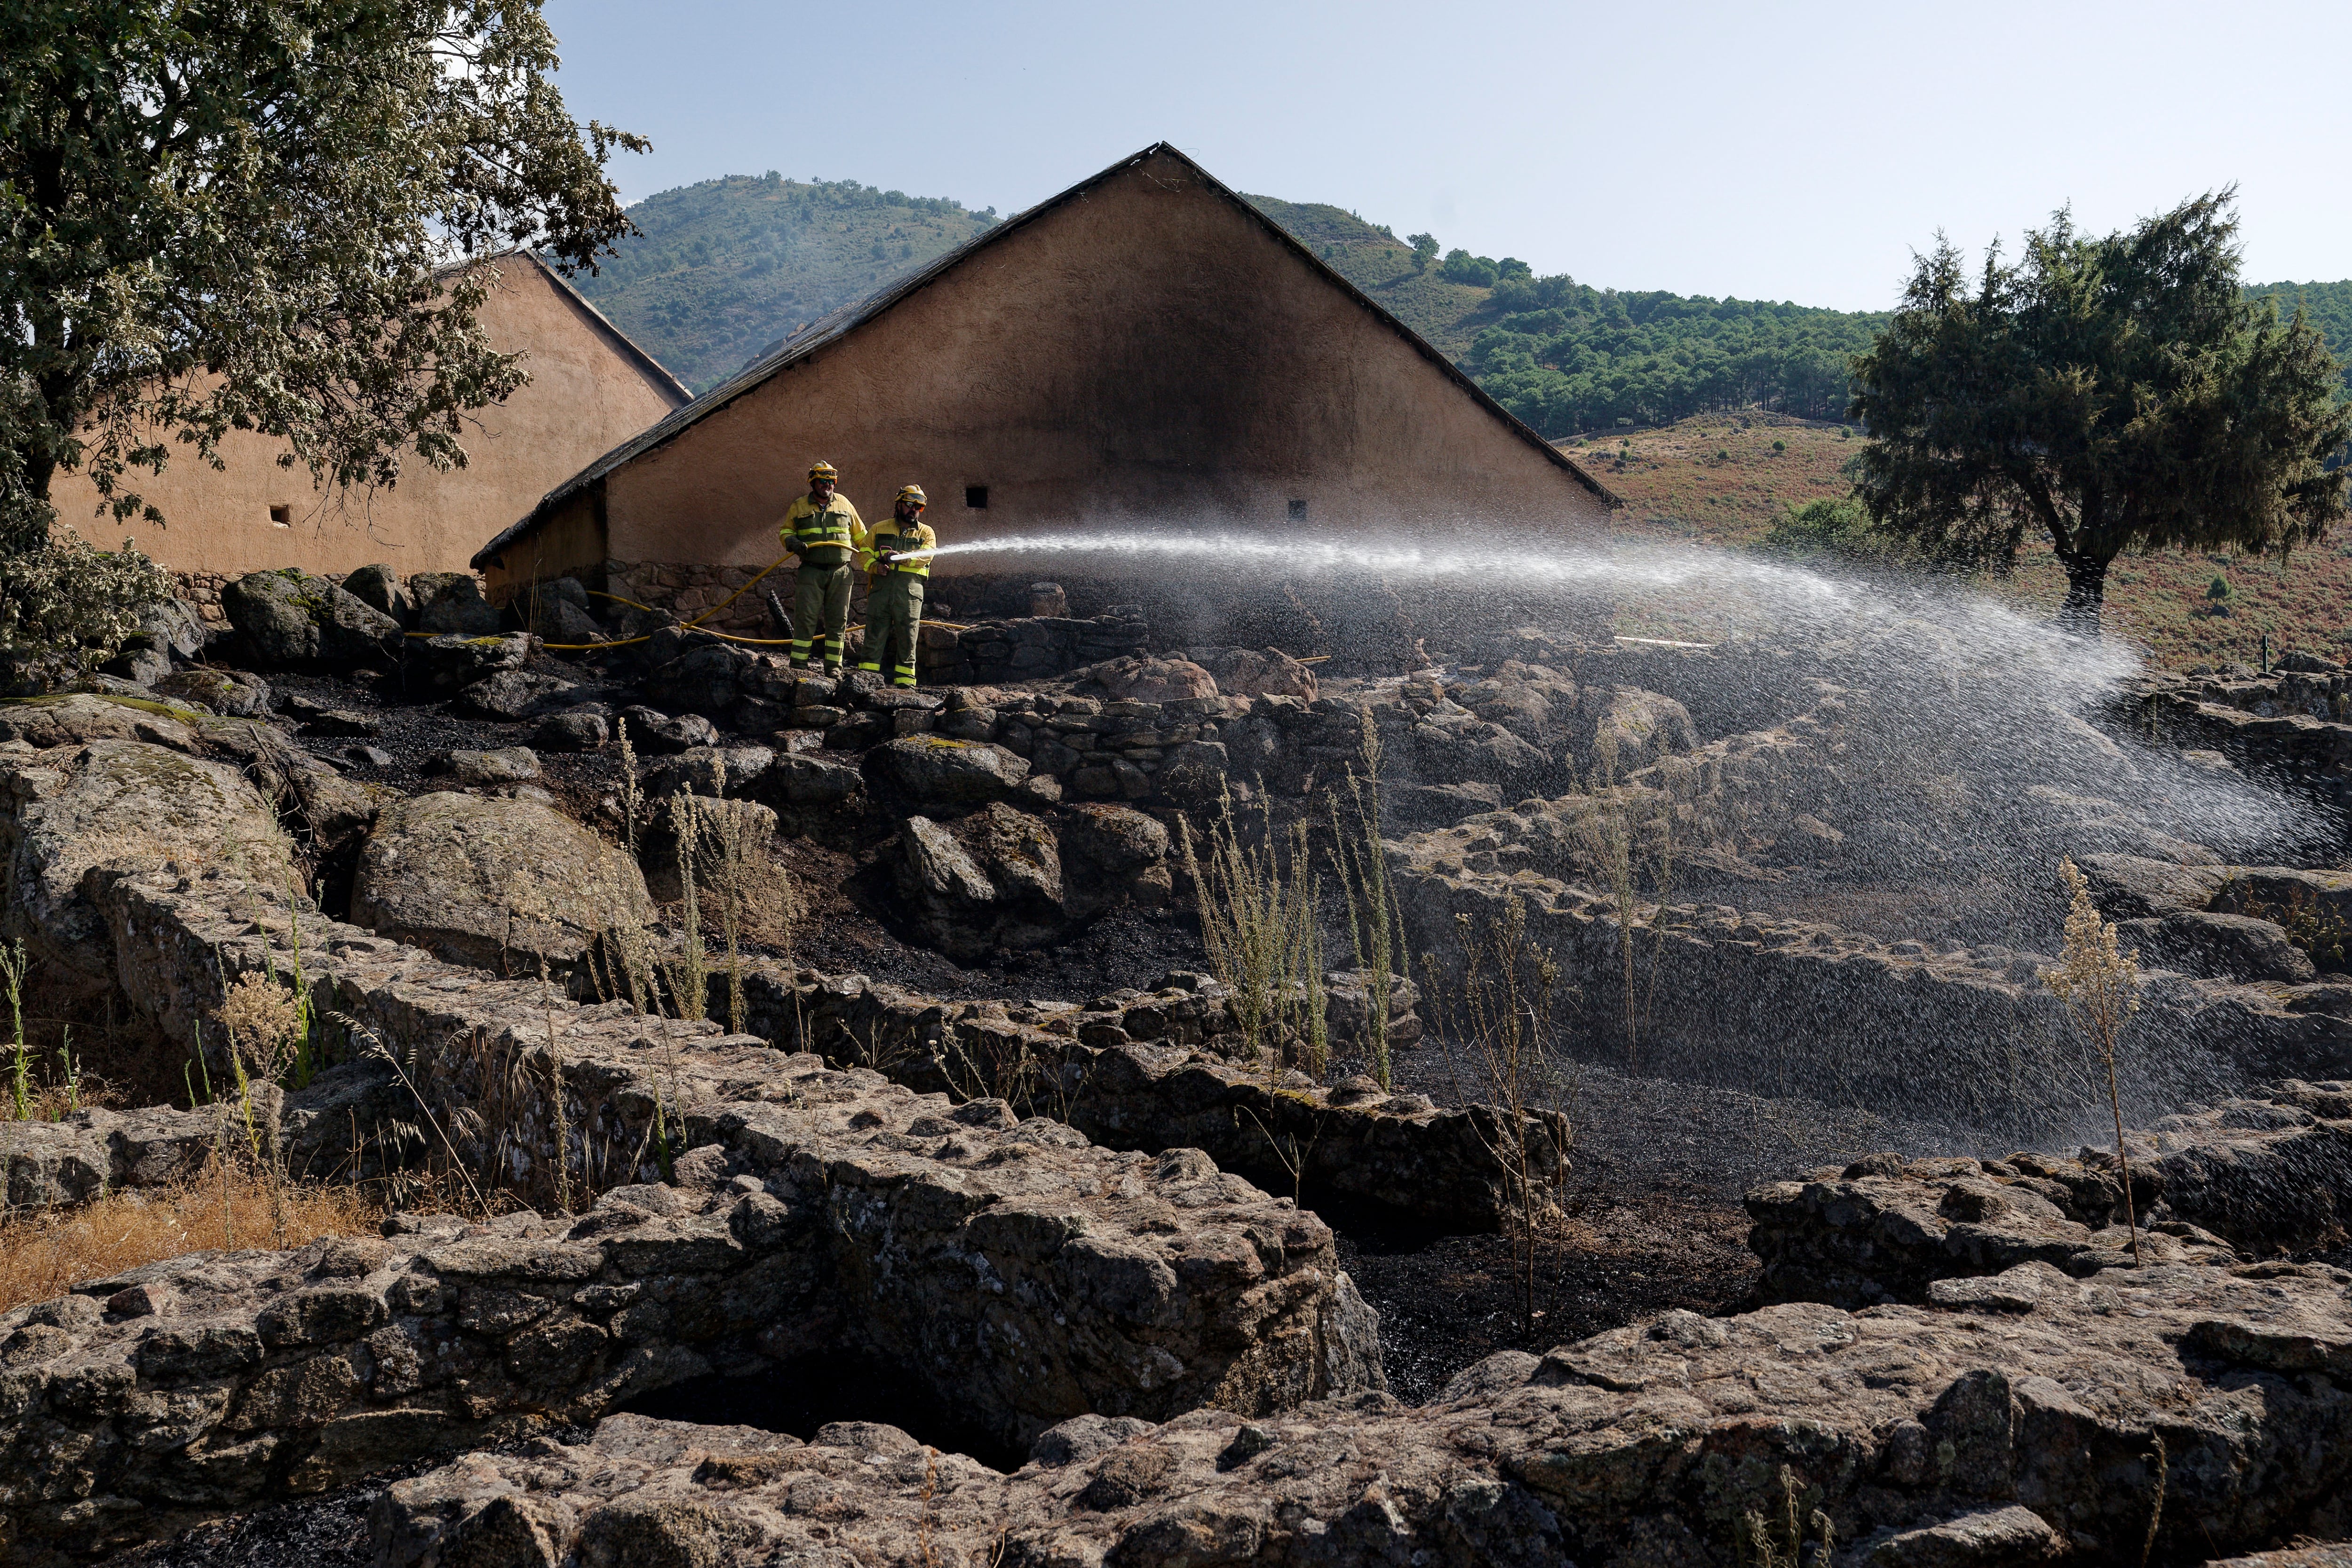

{"left": 779, "top": 492, "right": 867, "bottom": 671}
{"left": 858, "top": 518, "right": 935, "bottom": 688}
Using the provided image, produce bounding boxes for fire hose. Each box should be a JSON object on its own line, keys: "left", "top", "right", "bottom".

{"left": 404, "top": 551, "right": 972, "bottom": 652}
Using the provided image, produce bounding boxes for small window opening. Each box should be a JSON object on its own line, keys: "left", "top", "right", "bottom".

{"left": 1287, "top": 499, "right": 1308, "bottom": 521}
{"left": 268, "top": 504, "right": 292, "bottom": 527}
{"left": 964, "top": 485, "right": 988, "bottom": 510}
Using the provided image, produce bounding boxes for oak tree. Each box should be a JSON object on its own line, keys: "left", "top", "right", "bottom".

{"left": 1849, "top": 191, "right": 2349, "bottom": 633}
{"left": 0, "top": 0, "right": 645, "bottom": 552}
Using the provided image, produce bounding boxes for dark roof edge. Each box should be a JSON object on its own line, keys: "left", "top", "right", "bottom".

{"left": 522, "top": 253, "right": 695, "bottom": 406}
{"left": 474, "top": 141, "right": 1611, "bottom": 570}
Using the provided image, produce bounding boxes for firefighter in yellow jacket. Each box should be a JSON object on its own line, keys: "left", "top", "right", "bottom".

{"left": 858, "top": 484, "right": 937, "bottom": 689}
{"left": 779, "top": 460, "right": 867, "bottom": 674}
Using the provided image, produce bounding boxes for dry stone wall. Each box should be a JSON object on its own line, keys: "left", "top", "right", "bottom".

{"left": 732, "top": 963, "right": 1564, "bottom": 1230}
{"left": 372, "top": 1249, "right": 2352, "bottom": 1567}
{"left": 1389, "top": 849, "right": 2352, "bottom": 1134}
{"left": 0, "top": 862, "right": 1385, "bottom": 1564}
{"left": 2135, "top": 662, "right": 2352, "bottom": 810}
{"left": 1747, "top": 1079, "right": 2352, "bottom": 1308}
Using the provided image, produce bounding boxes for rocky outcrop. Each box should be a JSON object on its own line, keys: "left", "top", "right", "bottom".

{"left": 618, "top": 705, "right": 718, "bottom": 754}
{"left": 532, "top": 708, "right": 608, "bottom": 752}
{"left": 0, "top": 1051, "right": 1379, "bottom": 1564}
{"left": 2119, "top": 909, "right": 2320, "bottom": 983}
{"left": 737, "top": 967, "right": 1547, "bottom": 1231}
{"left": 1745, "top": 1082, "right": 2352, "bottom": 1307}
{"left": 0, "top": 1060, "right": 413, "bottom": 1209}
{"left": 1195, "top": 646, "right": 1318, "bottom": 700}
{"left": 401, "top": 631, "right": 532, "bottom": 697}
{"left": 220, "top": 570, "right": 402, "bottom": 668}
{"left": 449, "top": 667, "right": 586, "bottom": 723}
{"left": 339, "top": 563, "right": 413, "bottom": 626}
{"left": 886, "top": 801, "right": 1171, "bottom": 958}
{"left": 1, "top": 734, "right": 294, "bottom": 999}
{"left": 407, "top": 571, "right": 504, "bottom": 636}
{"left": 150, "top": 667, "right": 272, "bottom": 719}
{"left": 515, "top": 575, "right": 604, "bottom": 645}
{"left": 864, "top": 734, "right": 1031, "bottom": 806}
{"left": 638, "top": 794, "right": 778, "bottom": 903}
{"left": 937, "top": 608, "right": 1151, "bottom": 683}
{"left": 1080, "top": 655, "right": 1221, "bottom": 704}
{"left": 1390, "top": 848, "right": 2352, "bottom": 1131}
{"left": 2146, "top": 679, "right": 2352, "bottom": 810}
{"left": 2076, "top": 853, "right": 2348, "bottom": 985}
{"left": 428, "top": 746, "right": 541, "bottom": 788}
{"left": 379, "top": 1251, "right": 2352, "bottom": 1568}
{"left": 349, "top": 792, "right": 646, "bottom": 972}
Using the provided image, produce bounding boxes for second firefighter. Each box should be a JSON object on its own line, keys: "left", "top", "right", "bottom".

{"left": 859, "top": 484, "right": 936, "bottom": 689}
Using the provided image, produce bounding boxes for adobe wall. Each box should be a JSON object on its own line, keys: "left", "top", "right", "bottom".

{"left": 598, "top": 151, "right": 1612, "bottom": 580}
{"left": 47, "top": 261, "right": 683, "bottom": 581}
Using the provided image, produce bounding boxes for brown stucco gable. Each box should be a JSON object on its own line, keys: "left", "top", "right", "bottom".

{"left": 474, "top": 143, "right": 1612, "bottom": 571}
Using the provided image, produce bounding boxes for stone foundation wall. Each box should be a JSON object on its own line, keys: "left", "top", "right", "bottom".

{"left": 0, "top": 711, "right": 1552, "bottom": 1235}
{"left": 1389, "top": 855, "right": 2352, "bottom": 1140}
{"left": 602, "top": 559, "right": 783, "bottom": 637}
{"left": 382, "top": 1252, "right": 2352, "bottom": 1568}
{"left": 1745, "top": 1079, "right": 2352, "bottom": 1307}
{"left": 734, "top": 965, "right": 1562, "bottom": 1229}
{"left": 170, "top": 570, "right": 232, "bottom": 626}
{"left": 0, "top": 863, "right": 1382, "bottom": 1564}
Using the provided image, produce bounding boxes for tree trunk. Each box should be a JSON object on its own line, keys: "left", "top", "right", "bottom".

{"left": 2057, "top": 552, "right": 2110, "bottom": 637}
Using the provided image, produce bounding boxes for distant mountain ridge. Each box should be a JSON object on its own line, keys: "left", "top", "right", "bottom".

{"left": 572, "top": 173, "right": 2352, "bottom": 429}
{"left": 569, "top": 173, "right": 998, "bottom": 392}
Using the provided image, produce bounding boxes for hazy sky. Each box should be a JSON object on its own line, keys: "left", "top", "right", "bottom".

{"left": 541, "top": 0, "right": 2350, "bottom": 312}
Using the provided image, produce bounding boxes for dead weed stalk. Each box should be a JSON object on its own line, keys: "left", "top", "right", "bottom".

{"left": 2041, "top": 855, "right": 2145, "bottom": 1266}
{"left": 1178, "top": 790, "right": 1326, "bottom": 1079}
{"left": 1422, "top": 893, "right": 1571, "bottom": 1338}
{"left": 1328, "top": 709, "right": 1408, "bottom": 1089}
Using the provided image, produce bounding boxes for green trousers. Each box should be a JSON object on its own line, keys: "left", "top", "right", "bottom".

{"left": 789, "top": 563, "right": 853, "bottom": 671}
{"left": 858, "top": 574, "right": 926, "bottom": 688}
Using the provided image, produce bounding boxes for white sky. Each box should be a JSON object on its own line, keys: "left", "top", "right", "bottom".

{"left": 541, "top": 0, "right": 2352, "bottom": 312}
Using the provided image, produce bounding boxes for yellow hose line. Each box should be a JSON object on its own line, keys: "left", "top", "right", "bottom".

{"left": 397, "top": 555, "right": 977, "bottom": 654}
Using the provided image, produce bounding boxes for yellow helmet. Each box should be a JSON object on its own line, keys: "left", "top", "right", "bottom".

{"left": 896, "top": 484, "right": 927, "bottom": 507}
{"left": 809, "top": 460, "right": 839, "bottom": 481}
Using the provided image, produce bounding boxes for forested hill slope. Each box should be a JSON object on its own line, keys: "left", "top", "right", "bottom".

{"left": 1246, "top": 192, "right": 1882, "bottom": 438}
{"left": 567, "top": 174, "right": 2350, "bottom": 430}
{"left": 2244, "top": 280, "right": 2352, "bottom": 396}
{"left": 568, "top": 174, "right": 998, "bottom": 392}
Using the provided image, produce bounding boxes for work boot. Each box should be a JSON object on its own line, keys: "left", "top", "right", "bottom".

{"left": 822, "top": 664, "right": 843, "bottom": 679}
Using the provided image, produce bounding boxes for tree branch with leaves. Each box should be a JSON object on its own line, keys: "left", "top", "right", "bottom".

{"left": 0, "top": 0, "right": 646, "bottom": 553}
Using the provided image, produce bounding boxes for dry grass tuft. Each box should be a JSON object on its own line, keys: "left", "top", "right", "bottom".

{"left": 217, "top": 972, "right": 302, "bottom": 1070}
{"left": 0, "top": 1168, "right": 382, "bottom": 1315}
{"left": 2042, "top": 855, "right": 2146, "bottom": 1265}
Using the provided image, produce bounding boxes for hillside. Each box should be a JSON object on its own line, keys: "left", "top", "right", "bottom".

{"left": 2244, "top": 279, "right": 2352, "bottom": 396}
{"left": 1241, "top": 195, "right": 1883, "bottom": 436}
{"left": 1588, "top": 412, "right": 2352, "bottom": 670}
{"left": 1238, "top": 195, "right": 1492, "bottom": 354}
{"left": 573, "top": 174, "right": 2352, "bottom": 441}
{"left": 569, "top": 174, "right": 998, "bottom": 392}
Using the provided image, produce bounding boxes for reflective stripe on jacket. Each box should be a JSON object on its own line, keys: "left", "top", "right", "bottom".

{"left": 781, "top": 495, "right": 865, "bottom": 565}
{"left": 864, "top": 520, "right": 936, "bottom": 580}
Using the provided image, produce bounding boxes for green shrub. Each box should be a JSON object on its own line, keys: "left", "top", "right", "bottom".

{"left": 1761, "top": 498, "right": 1907, "bottom": 563}
{"left": 0, "top": 536, "right": 172, "bottom": 666}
